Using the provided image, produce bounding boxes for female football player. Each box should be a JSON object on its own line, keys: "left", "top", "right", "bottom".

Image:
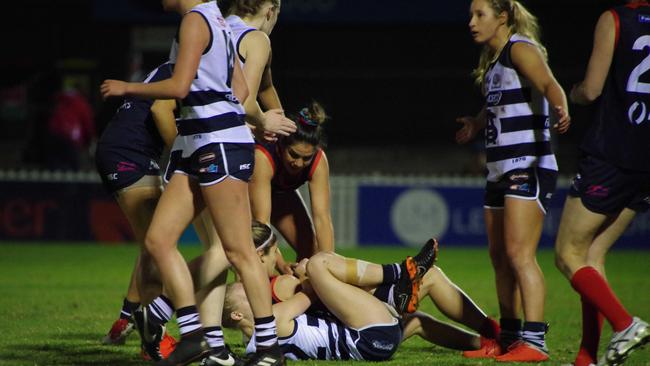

{"left": 101, "top": 0, "right": 282, "bottom": 364}
{"left": 455, "top": 0, "right": 570, "bottom": 361}
{"left": 555, "top": 1, "right": 650, "bottom": 365}
{"left": 221, "top": 0, "right": 296, "bottom": 141}
{"left": 250, "top": 101, "right": 334, "bottom": 274}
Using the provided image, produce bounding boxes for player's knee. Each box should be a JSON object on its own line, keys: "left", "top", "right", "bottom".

{"left": 306, "top": 252, "right": 328, "bottom": 277}
{"left": 223, "top": 245, "right": 257, "bottom": 270}
{"left": 143, "top": 231, "right": 168, "bottom": 258}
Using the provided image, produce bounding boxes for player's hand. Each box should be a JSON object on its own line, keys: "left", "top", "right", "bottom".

{"left": 455, "top": 116, "right": 480, "bottom": 144}
{"left": 553, "top": 105, "right": 571, "bottom": 134}
{"left": 100, "top": 80, "right": 128, "bottom": 100}
{"left": 263, "top": 109, "right": 297, "bottom": 136}
{"left": 277, "top": 260, "right": 294, "bottom": 275}
{"left": 293, "top": 258, "right": 309, "bottom": 281}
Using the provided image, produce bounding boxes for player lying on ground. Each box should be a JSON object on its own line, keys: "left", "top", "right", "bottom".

{"left": 222, "top": 242, "right": 503, "bottom": 361}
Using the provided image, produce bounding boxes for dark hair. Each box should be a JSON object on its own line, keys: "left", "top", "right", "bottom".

{"left": 280, "top": 101, "right": 328, "bottom": 149}
{"left": 218, "top": 0, "right": 279, "bottom": 17}
{"left": 252, "top": 220, "right": 275, "bottom": 254}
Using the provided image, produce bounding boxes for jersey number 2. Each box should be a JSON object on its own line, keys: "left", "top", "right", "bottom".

{"left": 626, "top": 35, "right": 650, "bottom": 94}
{"left": 626, "top": 35, "right": 650, "bottom": 124}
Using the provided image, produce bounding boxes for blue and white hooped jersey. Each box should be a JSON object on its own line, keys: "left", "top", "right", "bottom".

{"left": 483, "top": 34, "right": 557, "bottom": 182}
{"left": 169, "top": 2, "right": 253, "bottom": 158}
{"left": 246, "top": 313, "right": 368, "bottom": 361}
{"left": 225, "top": 15, "right": 257, "bottom": 64}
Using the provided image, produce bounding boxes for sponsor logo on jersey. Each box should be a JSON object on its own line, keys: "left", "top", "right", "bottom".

{"left": 491, "top": 73, "right": 502, "bottom": 89}
{"left": 225, "top": 93, "right": 239, "bottom": 103}
{"left": 239, "top": 163, "right": 251, "bottom": 170}
{"left": 106, "top": 173, "right": 118, "bottom": 181}
{"left": 199, "top": 153, "right": 216, "bottom": 164}
{"left": 199, "top": 164, "right": 219, "bottom": 173}
{"left": 639, "top": 14, "right": 650, "bottom": 23}
{"left": 486, "top": 92, "right": 502, "bottom": 106}
{"left": 117, "top": 161, "right": 137, "bottom": 172}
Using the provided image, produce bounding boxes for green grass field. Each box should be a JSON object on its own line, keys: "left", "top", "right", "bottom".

{"left": 0, "top": 243, "right": 649, "bottom": 366}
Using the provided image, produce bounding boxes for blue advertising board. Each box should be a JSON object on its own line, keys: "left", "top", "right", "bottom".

{"left": 358, "top": 185, "right": 650, "bottom": 248}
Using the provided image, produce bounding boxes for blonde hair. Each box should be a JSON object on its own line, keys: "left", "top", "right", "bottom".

{"left": 473, "top": 0, "right": 547, "bottom": 85}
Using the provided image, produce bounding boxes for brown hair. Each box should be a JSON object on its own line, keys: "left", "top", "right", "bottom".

{"left": 473, "top": 0, "right": 547, "bottom": 86}
{"left": 280, "top": 100, "right": 328, "bottom": 149}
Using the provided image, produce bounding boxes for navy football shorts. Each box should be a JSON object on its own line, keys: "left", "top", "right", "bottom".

{"left": 484, "top": 167, "right": 558, "bottom": 214}
{"left": 165, "top": 142, "right": 254, "bottom": 186}
{"left": 95, "top": 144, "right": 161, "bottom": 195}
{"left": 354, "top": 320, "right": 402, "bottom": 361}
{"left": 569, "top": 154, "right": 650, "bottom": 214}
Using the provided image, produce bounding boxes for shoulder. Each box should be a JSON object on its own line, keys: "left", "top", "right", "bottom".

{"left": 510, "top": 40, "right": 545, "bottom": 66}
{"left": 255, "top": 145, "right": 276, "bottom": 173}
{"left": 240, "top": 30, "right": 271, "bottom": 54}
{"left": 309, "top": 149, "right": 328, "bottom": 180}
{"left": 272, "top": 274, "right": 301, "bottom": 301}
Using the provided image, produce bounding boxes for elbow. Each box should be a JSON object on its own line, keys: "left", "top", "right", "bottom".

{"left": 582, "top": 88, "right": 601, "bottom": 103}
{"left": 173, "top": 86, "right": 189, "bottom": 100}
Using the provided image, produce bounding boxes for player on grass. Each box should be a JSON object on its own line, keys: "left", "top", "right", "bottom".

{"left": 456, "top": 0, "right": 570, "bottom": 362}
{"left": 250, "top": 100, "right": 334, "bottom": 273}
{"left": 238, "top": 238, "right": 438, "bottom": 361}
{"left": 554, "top": 1, "right": 650, "bottom": 365}
{"left": 101, "top": 0, "right": 283, "bottom": 365}
{"left": 222, "top": 238, "right": 505, "bottom": 361}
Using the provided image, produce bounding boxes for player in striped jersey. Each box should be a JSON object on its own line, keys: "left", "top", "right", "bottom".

{"left": 555, "top": 2, "right": 650, "bottom": 365}
{"left": 219, "top": 0, "right": 296, "bottom": 141}
{"left": 249, "top": 101, "right": 334, "bottom": 275}
{"left": 222, "top": 242, "right": 504, "bottom": 361}
{"left": 456, "top": 0, "right": 570, "bottom": 362}
{"left": 101, "top": 1, "right": 282, "bottom": 365}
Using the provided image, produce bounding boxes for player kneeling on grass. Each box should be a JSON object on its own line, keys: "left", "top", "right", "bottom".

{"left": 223, "top": 240, "right": 503, "bottom": 361}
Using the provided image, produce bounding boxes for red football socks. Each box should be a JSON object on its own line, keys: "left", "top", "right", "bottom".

{"left": 570, "top": 266, "right": 632, "bottom": 332}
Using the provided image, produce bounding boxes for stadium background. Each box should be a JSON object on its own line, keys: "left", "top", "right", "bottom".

{"left": 0, "top": 0, "right": 648, "bottom": 248}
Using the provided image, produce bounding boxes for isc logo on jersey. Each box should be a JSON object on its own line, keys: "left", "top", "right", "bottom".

{"left": 239, "top": 163, "right": 251, "bottom": 170}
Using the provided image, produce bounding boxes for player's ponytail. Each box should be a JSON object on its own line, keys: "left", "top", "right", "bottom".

{"left": 280, "top": 101, "right": 328, "bottom": 148}
{"left": 473, "top": 0, "right": 546, "bottom": 86}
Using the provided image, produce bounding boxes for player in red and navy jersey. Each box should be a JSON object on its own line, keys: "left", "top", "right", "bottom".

{"left": 96, "top": 62, "right": 178, "bottom": 350}
{"left": 555, "top": 2, "right": 650, "bottom": 365}
{"left": 249, "top": 101, "right": 333, "bottom": 274}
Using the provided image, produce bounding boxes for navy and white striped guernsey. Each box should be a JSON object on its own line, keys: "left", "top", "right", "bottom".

{"left": 483, "top": 34, "right": 557, "bottom": 182}
{"left": 168, "top": 2, "right": 253, "bottom": 159}
{"left": 225, "top": 15, "right": 257, "bottom": 64}
{"left": 247, "top": 313, "right": 372, "bottom": 361}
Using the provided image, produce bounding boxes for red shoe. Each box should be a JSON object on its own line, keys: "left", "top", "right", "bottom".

{"left": 463, "top": 337, "right": 502, "bottom": 358}
{"left": 101, "top": 318, "right": 134, "bottom": 345}
{"left": 140, "top": 333, "right": 177, "bottom": 360}
{"left": 496, "top": 341, "right": 549, "bottom": 362}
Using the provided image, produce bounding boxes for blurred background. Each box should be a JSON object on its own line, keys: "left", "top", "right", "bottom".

{"left": 1, "top": 0, "right": 648, "bottom": 247}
